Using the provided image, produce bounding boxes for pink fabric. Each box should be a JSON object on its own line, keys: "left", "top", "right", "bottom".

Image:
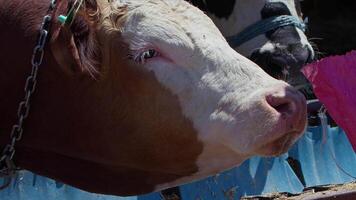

{"left": 302, "top": 51, "right": 356, "bottom": 151}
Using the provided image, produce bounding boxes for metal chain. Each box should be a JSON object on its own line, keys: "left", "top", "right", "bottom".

{"left": 0, "top": 0, "right": 56, "bottom": 190}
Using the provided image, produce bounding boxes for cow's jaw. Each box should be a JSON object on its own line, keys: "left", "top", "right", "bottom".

{"left": 105, "top": 0, "right": 306, "bottom": 191}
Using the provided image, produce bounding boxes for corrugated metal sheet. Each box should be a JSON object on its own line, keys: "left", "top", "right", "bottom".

{"left": 179, "top": 155, "right": 304, "bottom": 200}
{"left": 1, "top": 126, "right": 355, "bottom": 200}
{"left": 0, "top": 172, "right": 132, "bottom": 200}
{"left": 289, "top": 126, "right": 356, "bottom": 187}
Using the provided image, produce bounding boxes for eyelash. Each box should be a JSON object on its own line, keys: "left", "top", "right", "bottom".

{"left": 130, "top": 49, "right": 160, "bottom": 64}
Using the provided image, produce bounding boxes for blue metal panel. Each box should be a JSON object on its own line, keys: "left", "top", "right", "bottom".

{"left": 1, "top": 126, "right": 355, "bottom": 200}
{"left": 0, "top": 156, "right": 303, "bottom": 200}
{"left": 288, "top": 126, "right": 356, "bottom": 187}
{"left": 179, "top": 155, "right": 303, "bottom": 200}
{"left": 0, "top": 155, "right": 303, "bottom": 200}
{"left": 0, "top": 171, "right": 139, "bottom": 200}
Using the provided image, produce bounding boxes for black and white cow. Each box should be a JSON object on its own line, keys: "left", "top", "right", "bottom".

{"left": 190, "top": 0, "right": 314, "bottom": 88}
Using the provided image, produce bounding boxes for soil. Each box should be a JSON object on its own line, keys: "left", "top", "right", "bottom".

{"left": 241, "top": 182, "right": 356, "bottom": 200}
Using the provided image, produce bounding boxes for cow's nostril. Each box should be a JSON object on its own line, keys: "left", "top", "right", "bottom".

{"left": 274, "top": 102, "right": 293, "bottom": 116}
{"left": 266, "top": 93, "right": 297, "bottom": 117}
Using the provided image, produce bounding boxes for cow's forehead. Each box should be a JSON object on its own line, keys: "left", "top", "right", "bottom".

{"left": 115, "top": 0, "right": 221, "bottom": 32}
{"left": 117, "top": 0, "right": 227, "bottom": 63}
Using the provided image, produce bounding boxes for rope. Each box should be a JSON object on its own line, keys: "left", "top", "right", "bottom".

{"left": 226, "top": 15, "right": 306, "bottom": 48}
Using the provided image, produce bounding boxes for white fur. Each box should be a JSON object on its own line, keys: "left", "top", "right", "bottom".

{"left": 260, "top": 42, "right": 276, "bottom": 53}
{"left": 112, "top": 0, "right": 299, "bottom": 191}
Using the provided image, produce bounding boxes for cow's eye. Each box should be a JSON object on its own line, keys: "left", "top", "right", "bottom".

{"left": 135, "top": 49, "right": 160, "bottom": 64}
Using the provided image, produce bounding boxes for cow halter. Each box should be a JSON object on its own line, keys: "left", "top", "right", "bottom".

{"left": 226, "top": 15, "right": 306, "bottom": 48}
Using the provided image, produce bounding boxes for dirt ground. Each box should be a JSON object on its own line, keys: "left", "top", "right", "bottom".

{"left": 242, "top": 182, "right": 356, "bottom": 200}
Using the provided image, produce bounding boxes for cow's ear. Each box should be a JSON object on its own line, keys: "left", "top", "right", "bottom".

{"left": 51, "top": 0, "right": 101, "bottom": 77}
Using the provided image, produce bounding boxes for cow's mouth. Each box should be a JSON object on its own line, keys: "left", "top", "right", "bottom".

{"left": 258, "top": 130, "right": 301, "bottom": 156}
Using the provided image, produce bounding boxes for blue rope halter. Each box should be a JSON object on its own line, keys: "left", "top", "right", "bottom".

{"left": 226, "top": 15, "right": 306, "bottom": 48}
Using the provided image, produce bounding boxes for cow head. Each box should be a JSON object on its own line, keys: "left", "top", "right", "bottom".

{"left": 191, "top": 0, "right": 314, "bottom": 88}
{"left": 47, "top": 0, "right": 307, "bottom": 195}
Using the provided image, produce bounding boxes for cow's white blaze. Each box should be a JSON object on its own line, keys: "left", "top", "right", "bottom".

{"left": 107, "top": 0, "right": 304, "bottom": 190}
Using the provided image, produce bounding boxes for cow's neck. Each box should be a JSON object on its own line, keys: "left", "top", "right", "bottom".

{"left": 0, "top": 47, "right": 204, "bottom": 195}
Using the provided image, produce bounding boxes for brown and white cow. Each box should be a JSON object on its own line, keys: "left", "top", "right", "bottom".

{"left": 0, "top": 0, "right": 306, "bottom": 196}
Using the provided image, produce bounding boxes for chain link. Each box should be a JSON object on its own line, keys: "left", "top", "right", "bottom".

{"left": 0, "top": 0, "right": 56, "bottom": 189}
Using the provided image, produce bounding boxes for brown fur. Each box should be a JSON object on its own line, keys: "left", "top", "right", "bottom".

{"left": 0, "top": 0, "right": 203, "bottom": 195}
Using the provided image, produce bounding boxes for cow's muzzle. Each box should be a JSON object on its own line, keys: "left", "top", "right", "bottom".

{"left": 258, "top": 85, "right": 307, "bottom": 156}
